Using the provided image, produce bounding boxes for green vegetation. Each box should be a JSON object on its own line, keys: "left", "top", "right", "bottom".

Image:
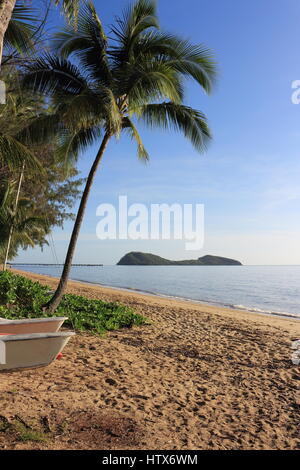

{"left": 117, "top": 252, "right": 242, "bottom": 266}
{"left": 12, "top": 419, "right": 49, "bottom": 443}
{"left": 0, "top": 271, "right": 147, "bottom": 334}
{"left": 0, "top": 180, "right": 49, "bottom": 263}
{"left": 0, "top": 70, "right": 85, "bottom": 264}
{"left": 0, "top": 1, "right": 83, "bottom": 66}
{"left": 0, "top": 1, "right": 87, "bottom": 267}
{"left": 0, "top": 414, "right": 49, "bottom": 443}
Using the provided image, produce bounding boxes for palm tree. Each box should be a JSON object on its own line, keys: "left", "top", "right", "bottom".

{"left": 22, "top": 0, "right": 217, "bottom": 313}
{"left": 0, "top": 0, "right": 83, "bottom": 65}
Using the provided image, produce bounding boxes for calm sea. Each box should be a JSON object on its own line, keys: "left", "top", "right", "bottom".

{"left": 14, "top": 265, "right": 300, "bottom": 319}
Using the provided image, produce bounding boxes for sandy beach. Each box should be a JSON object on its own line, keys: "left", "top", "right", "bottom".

{"left": 0, "top": 268, "right": 299, "bottom": 450}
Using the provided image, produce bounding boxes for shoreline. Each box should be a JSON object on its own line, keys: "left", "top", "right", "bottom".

{"left": 10, "top": 267, "right": 300, "bottom": 324}
{"left": 0, "top": 267, "right": 298, "bottom": 450}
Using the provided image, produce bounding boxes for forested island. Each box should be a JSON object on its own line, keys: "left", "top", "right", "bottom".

{"left": 117, "top": 252, "right": 242, "bottom": 266}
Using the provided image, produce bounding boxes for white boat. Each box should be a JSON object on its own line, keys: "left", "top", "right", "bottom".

{"left": 0, "top": 317, "right": 68, "bottom": 334}
{"left": 0, "top": 331, "right": 75, "bottom": 371}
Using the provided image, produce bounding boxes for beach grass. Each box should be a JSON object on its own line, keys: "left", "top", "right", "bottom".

{"left": 0, "top": 271, "right": 147, "bottom": 334}
{"left": 12, "top": 421, "right": 49, "bottom": 443}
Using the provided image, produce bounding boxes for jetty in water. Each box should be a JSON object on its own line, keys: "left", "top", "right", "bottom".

{"left": 11, "top": 264, "right": 103, "bottom": 267}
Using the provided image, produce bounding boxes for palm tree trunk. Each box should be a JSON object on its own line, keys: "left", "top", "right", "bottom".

{"left": 0, "top": 0, "right": 16, "bottom": 65}
{"left": 44, "top": 132, "right": 111, "bottom": 314}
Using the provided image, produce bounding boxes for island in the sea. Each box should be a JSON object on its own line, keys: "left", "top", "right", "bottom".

{"left": 117, "top": 252, "right": 242, "bottom": 266}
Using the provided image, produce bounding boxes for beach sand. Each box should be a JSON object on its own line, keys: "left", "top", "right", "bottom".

{"left": 0, "top": 268, "right": 299, "bottom": 450}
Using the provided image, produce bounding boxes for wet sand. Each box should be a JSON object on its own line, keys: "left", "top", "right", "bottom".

{"left": 0, "top": 268, "right": 299, "bottom": 450}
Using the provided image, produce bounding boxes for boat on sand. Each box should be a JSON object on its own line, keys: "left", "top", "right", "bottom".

{"left": 0, "top": 317, "right": 74, "bottom": 371}
{"left": 0, "top": 316, "right": 68, "bottom": 334}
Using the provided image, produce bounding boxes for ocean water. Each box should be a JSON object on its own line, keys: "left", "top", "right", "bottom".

{"left": 14, "top": 265, "right": 300, "bottom": 319}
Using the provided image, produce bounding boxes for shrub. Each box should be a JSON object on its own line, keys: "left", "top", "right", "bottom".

{"left": 0, "top": 271, "right": 147, "bottom": 334}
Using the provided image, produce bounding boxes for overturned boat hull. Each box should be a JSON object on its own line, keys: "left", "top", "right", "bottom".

{"left": 0, "top": 332, "right": 75, "bottom": 371}
{"left": 0, "top": 317, "right": 68, "bottom": 334}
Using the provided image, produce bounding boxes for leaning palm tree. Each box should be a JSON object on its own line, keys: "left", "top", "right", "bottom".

{"left": 23, "top": 0, "right": 217, "bottom": 313}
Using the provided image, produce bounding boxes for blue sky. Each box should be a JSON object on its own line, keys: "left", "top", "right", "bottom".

{"left": 15, "top": 0, "right": 300, "bottom": 265}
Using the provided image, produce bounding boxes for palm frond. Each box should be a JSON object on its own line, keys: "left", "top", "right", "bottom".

{"left": 122, "top": 116, "right": 149, "bottom": 161}
{"left": 54, "top": 0, "right": 82, "bottom": 26}
{"left": 0, "top": 134, "right": 43, "bottom": 171}
{"left": 4, "top": 20, "right": 34, "bottom": 56}
{"left": 56, "top": 125, "right": 103, "bottom": 167}
{"left": 53, "top": 2, "right": 111, "bottom": 86}
{"left": 140, "top": 102, "right": 211, "bottom": 152}
{"left": 23, "top": 54, "right": 122, "bottom": 137}
{"left": 54, "top": 85, "right": 122, "bottom": 136}
{"left": 128, "top": 32, "right": 217, "bottom": 94}
{"left": 3, "top": 1, "right": 39, "bottom": 56}
{"left": 119, "top": 60, "right": 184, "bottom": 107}
{"left": 15, "top": 113, "right": 65, "bottom": 147}
{"left": 110, "top": 0, "right": 159, "bottom": 65}
{"left": 23, "top": 54, "right": 90, "bottom": 96}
